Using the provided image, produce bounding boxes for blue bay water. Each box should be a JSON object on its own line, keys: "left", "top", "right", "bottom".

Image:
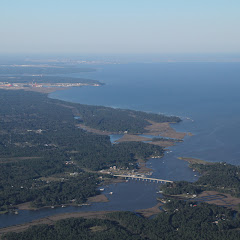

{"left": 51, "top": 63, "right": 240, "bottom": 165}
{"left": 1, "top": 62, "right": 240, "bottom": 228}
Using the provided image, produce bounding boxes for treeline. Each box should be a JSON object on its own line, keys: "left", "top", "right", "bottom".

{"left": 0, "top": 155, "right": 99, "bottom": 208}
{"left": 194, "top": 162, "right": 240, "bottom": 197}
{"left": 152, "top": 137, "right": 183, "bottom": 142}
{"left": 72, "top": 102, "right": 181, "bottom": 133}
{"left": 1, "top": 172, "right": 99, "bottom": 208}
{"left": 161, "top": 162, "right": 240, "bottom": 197}
{"left": 0, "top": 89, "right": 165, "bottom": 168}
{"left": 0, "top": 76, "right": 103, "bottom": 85}
{"left": 70, "top": 141, "right": 164, "bottom": 171}
{"left": 161, "top": 180, "right": 203, "bottom": 195}
{"left": 3, "top": 200, "right": 240, "bottom": 240}
{"left": 31, "top": 173, "right": 100, "bottom": 208}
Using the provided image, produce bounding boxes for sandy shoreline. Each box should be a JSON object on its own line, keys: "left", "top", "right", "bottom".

{"left": 17, "top": 194, "right": 109, "bottom": 211}
{"left": 2, "top": 191, "right": 240, "bottom": 237}
{"left": 3, "top": 190, "right": 240, "bottom": 236}
{"left": 0, "top": 86, "right": 69, "bottom": 94}
{"left": 78, "top": 120, "right": 187, "bottom": 148}
{"left": 136, "top": 202, "right": 163, "bottom": 218}
{"left": 196, "top": 191, "right": 240, "bottom": 210}
{"left": 79, "top": 121, "right": 186, "bottom": 140}
{"left": 172, "top": 190, "right": 240, "bottom": 211}
{"left": 0, "top": 201, "right": 164, "bottom": 236}
{"left": 144, "top": 121, "right": 186, "bottom": 139}
{"left": 0, "top": 210, "right": 116, "bottom": 237}
{"left": 178, "top": 157, "right": 212, "bottom": 165}
{"left": 115, "top": 121, "right": 186, "bottom": 147}
{"left": 77, "top": 123, "right": 114, "bottom": 135}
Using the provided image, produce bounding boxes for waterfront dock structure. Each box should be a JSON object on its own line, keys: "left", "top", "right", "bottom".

{"left": 114, "top": 174, "right": 173, "bottom": 183}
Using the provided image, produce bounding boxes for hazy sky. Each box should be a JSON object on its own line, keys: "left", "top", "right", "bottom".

{"left": 1, "top": 0, "right": 240, "bottom": 54}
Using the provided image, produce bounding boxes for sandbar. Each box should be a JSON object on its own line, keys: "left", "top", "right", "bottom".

{"left": 136, "top": 202, "right": 163, "bottom": 218}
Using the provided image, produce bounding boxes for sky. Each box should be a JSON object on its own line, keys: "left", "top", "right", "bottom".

{"left": 1, "top": 0, "right": 240, "bottom": 54}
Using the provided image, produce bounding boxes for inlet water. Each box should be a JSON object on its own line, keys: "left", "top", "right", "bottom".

{"left": 1, "top": 62, "right": 239, "bottom": 228}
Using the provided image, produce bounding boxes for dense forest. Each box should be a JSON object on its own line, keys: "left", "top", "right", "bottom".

{"left": 2, "top": 200, "right": 240, "bottom": 240}
{"left": 0, "top": 89, "right": 167, "bottom": 209}
{"left": 71, "top": 102, "right": 180, "bottom": 133}
{"left": 1, "top": 78, "right": 240, "bottom": 239}
{"left": 161, "top": 162, "right": 240, "bottom": 197}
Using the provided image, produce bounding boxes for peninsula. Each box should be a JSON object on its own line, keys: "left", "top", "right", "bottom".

{"left": 0, "top": 75, "right": 102, "bottom": 93}
{"left": 1, "top": 72, "right": 240, "bottom": 239}
{"left": 161, "top": 158, "right": 240, "bottom": 211}
{"left": 0, "top": 88, "right": 182, "bottom": 215}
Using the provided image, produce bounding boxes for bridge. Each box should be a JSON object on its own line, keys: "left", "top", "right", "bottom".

{"left": 113, "top": 174, "right": 173, "bottom": 184}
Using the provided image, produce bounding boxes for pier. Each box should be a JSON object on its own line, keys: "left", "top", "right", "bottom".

{"left": 113, "top": 174, "right": 173, "bottom": 183}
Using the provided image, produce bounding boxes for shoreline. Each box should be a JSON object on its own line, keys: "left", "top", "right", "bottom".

{"left": 0, "top": 210, "right": 116, "bottom": 237}
{"left": 1, "top": 85, "right": 187, "bottom": 146}
{"left": 0, "top": 86, "right": 185, "bottom": 214}
{"left": 0, "top": 203, "right": 164, "bottom": 237}
{"left": 165, "top": 191, "right": 240, "bottom": 212}
{"left": 0, "top": 200, "right": 165, "bottom": 236}
{"left": 78, "top": 121, "right": 187, "bottom": 147}
{"left": 161, "top": 157, "right": 240, "bottom": 211}
{"left": 2, "top": 188, "right": 240, "bottom": 236}
{"left": 178, "top": 157, "right": 212, "bottom": 165}
{"left": 0, "top": 86, "right": 188, "bottom": 234}
{"left": 16, "top": 194, "right": 110, "bottom": 211}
